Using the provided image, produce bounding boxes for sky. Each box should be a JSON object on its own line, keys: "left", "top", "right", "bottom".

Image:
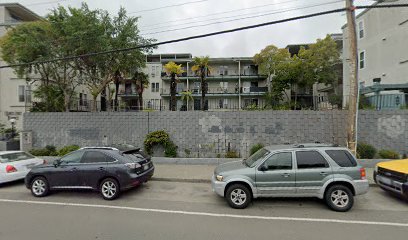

{"left": 1, "top": 0, "right": 375, "bottom": 57}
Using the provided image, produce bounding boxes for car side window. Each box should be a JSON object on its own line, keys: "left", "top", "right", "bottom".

{"left": 60, "top": 151, "right": 84, "bottom": 164}
{"left": 81, "top": 151, "right": 115, "bottom": 163}
{"left": 261, "top": 152, "right": 292, "bottom": 171}
{"left": 296, "top": 151, "right": 329, "bottom": 169}
{"left": 325, "top": 150, "right": 357, "bottom": 167}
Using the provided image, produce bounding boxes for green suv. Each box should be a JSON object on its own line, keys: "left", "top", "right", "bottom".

{"left": 212, "top": 144, "right": 369, "bottom": 212}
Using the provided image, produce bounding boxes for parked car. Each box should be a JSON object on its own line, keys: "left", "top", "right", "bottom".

{"left": 0, "top": 151, "right": 45, "bottom": 184}
{"left": 373, "top": 159, "right": 408, "bottom": 200}
{"left": 212, "top": 144, "right": 369, "bottom": 212}
{"left": 25, "top": 147, "right": 154, "bottom": 200}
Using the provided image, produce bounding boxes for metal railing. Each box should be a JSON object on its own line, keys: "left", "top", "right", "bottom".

{"left": 160, "top": 87, "right": 268, "bottom": 95}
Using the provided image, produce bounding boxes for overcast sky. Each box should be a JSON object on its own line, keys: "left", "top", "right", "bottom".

{"left": 2, "top": 0, "right": 375, "bottom": 57}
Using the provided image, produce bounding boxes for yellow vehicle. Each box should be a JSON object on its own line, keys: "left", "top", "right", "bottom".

{"left": 373, "top": 159, "right": 408, "bottom": 199}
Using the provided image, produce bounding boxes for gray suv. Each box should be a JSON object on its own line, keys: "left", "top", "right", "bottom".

{"left": 212, "top": 144, "right": 369, "bottom": 212}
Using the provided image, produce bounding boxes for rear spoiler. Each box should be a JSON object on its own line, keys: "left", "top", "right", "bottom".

{"left": 122, "top": 148, "right": 141, "bottom": 154}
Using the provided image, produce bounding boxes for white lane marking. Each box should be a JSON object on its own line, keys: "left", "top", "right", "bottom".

{"left": 0, "top": 198, "right": 407, "bottom": 227}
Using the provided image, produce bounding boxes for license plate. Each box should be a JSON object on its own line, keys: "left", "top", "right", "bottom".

{"left": 143, "top": 164, "right": 149, "bottom": 170}
{"left": 380, "top": 176, "right": 392, "bottom": 185}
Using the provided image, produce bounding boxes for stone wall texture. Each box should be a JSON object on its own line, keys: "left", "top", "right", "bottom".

{"left": 23, "top": 110, "right": 408, "bottom": 158}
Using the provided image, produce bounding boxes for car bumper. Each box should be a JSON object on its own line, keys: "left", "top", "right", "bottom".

{"left": 374, "top": 171, "right": 408, "bottom": 198}
{"left": 354, "top": 179, "right": 369, "bottom": 195}
{"left": 121, "top": 167, "right": 155, "bottom": 191}
{"left": 0, "top": 170, "right": 30, "bottom": 185}
{"left": 211, "top": 175, "right": 227, "bottom": 197}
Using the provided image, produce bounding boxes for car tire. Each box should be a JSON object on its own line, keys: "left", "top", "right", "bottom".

{"left": 225, "top": 184, "right": 252, "bottom": 209}
{"left": 30, "top": 176, "right": 49, "bottom": 197}
{"left": 325, "top": 185, "right": 354, "bottom": 212}
{"left": 100, "top": 178, "right": 120, "bottom": 200}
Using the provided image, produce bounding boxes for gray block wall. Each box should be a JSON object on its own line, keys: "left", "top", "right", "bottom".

{"left": 23, "top": 110, "right": 408, "bottom": 158}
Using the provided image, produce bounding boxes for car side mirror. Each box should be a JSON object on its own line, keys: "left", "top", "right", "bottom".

{"left": 53, "top": 159, "right": 61, "bottom": 167}
{"left": 259, "top": 165, "right": 268, "bottom": 172}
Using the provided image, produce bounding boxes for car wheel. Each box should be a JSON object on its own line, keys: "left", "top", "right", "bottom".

{"left": 31, "top": 177, "right": 49, "bottom": 197}
{"left": 325, "top": 185, "right": 354, "bottom": 212}
{"left": 100, "top": 178, "right": 120, "bottom": 200}
{"left": 226, "top": 184, "right": 252, "bottom": 209}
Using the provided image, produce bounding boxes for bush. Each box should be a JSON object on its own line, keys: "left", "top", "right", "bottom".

{"left": 29, "top": 148, "right": 53, "bottom": 156}
{"left": 144, "top": 130, "right": 177, "bottom": 157}
{"left": 58, "top": 145, "right": 80, "bottom": 156}
{"left": 225, "top": 150, "right": 239, "bottom": 158}
{"left": 378, "top": 150, "right": 400, "bottom": 159}
{"left": 250, "top": 143, "right": 264, "bottom": 156}
{"left": 357, "top": 143, "right": 377, "bottom": 159}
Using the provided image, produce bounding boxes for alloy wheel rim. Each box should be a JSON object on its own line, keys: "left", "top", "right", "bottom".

{"left": 102, "top": 181, "right": 117, "bottom": 198}
{"left": 230, "top": 188, "right": 247, "bottom": 205}
{"left": 330, "top": 190, "right": 349, "bottom": 208}
{"left": 32, "top": 179, "right": 46, "bottom": 195}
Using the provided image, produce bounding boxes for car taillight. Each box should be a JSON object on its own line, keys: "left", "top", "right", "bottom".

{"left": 6, "top": 165, "right": 17, "bottom": 173}
{"left": 360, "top": 168, "right": 366, "bottom": 180}
{"left": 125, "top": 162, "right": 142, "bottom": 169}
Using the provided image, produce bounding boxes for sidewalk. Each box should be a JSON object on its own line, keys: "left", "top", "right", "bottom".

{"left": 152, "top": 163, "right": 376, "bottom": 186}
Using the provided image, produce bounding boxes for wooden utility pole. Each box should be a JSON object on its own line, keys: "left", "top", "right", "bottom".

{"left": 346, "top": 0, "right": 359, "bottom": 155}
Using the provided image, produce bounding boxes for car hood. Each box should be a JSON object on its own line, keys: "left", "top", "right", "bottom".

{"left": 215, "top": 160, "right": 247, "bottom": 175}
{"left": 377, "top": 159, "right": 408, "bottom": 174}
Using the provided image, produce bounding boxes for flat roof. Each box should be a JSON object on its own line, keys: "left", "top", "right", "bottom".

{"left": 0, "top": 3, "right": 42, "bottom": 22}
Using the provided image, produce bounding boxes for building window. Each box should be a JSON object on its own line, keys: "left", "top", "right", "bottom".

{"left": 18, "top": 86, "right": 25, "bottom": 102}
{"left": 358, "top": 21, "right": 364, "bottom": 39}
{"left": 218, "top": 66, "right": 228, "bottom": 76}
{"left": 151, "top": 83, "right": 159, "bottom": 92}
{"left": 79, "top": 93, "right": 83, "bottom": 106}
{"left": 26, "top": 85, "right": 31, "bottom": 103}
{"left": 359, "top": 51, "right": 365, "bottom": 69}
{"left": 151, "top": 66, "right": 156, "bottom": 77}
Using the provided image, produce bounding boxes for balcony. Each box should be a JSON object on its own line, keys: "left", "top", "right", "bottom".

{"left": 161, "top": 73, "right": 267, "bottom": 81}
{"left": 117, "top": 89, "right": 138, "bottom": 97}
{"left": 160, "top": 86, "right": 268, "bottom": 97}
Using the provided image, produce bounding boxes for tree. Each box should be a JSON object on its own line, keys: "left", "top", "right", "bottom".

{"left": 164, "top": 62, "right": 183, "bottom": 111}
{"left": 134, "top": 71, "right": 149, "bottom": 111}
{"left": 191, "top": 56, "right": 211, "bottom": 111}
{"left": 0, "top": 21, "right": 80, "bottom": 112}
{"left": 180, "top": 91, "right": 194, "bottom": 111}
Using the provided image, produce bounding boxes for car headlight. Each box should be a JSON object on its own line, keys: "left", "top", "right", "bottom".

{"left": 374, "top": 165, "right": 378, "bottom": 172}
{"left": 216, "top": 175, "right": 224, "bottom": 181}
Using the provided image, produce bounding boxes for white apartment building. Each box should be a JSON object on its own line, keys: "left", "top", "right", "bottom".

{"left": 0, "top": 3, "right": 41, "bottom": 129}
{"left": 342, "top": 0, "right": 408, "bottom": 108}
{"left": 117, "top": 53, "right": 269, "bottom": 111}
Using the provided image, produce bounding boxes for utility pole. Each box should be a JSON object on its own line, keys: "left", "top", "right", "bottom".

{"left": 346, "top": 0, "right": 358, "bottom": 155}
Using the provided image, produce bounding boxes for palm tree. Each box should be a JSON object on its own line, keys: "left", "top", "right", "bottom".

{"left": 191, "top": 56, "right": 211, "bottom": 111}
{"left": 164, "top": 62, "right": 184, "bottom": 111}
{"left": 134, "top": 71, "right": 149, "bottom": 111}
{"left": 180, "top": 91, "right": 194, "bottom": 111}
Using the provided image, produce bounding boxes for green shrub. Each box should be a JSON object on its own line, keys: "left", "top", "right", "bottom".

{"left": 144, "top": 130, "right": 177, "bottom": 157}
{"left": 378, "top": 150, "right": 400, "bottom": 159}
{"left": 250, "top": 143, "right": 264, "bottom": 156}
{"left": 29, "top": 148, "right": 52, "bottom": 156}
{"left": 357, "top": 143, "right": 377, "bottom": 159}
{"left": 225, "top": 150, "right": 239, "bottom": 158}
{"left": 58, "top": 145, "right": 80, "bottom": 156}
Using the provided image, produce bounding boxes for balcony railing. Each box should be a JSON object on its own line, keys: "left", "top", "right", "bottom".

{"left": 161, "top": 73, "right": 267, "bottom": 80}
{"left": 160, "top": 86, "right": 268, "bottom": 96}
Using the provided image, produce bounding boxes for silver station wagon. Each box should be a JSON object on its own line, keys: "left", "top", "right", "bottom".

{"left": 212, "top": 144, "right": 369, "bottom": 212}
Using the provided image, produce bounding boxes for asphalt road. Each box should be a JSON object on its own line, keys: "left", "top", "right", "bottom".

{"left": 0, "top": 180, "right": 407, "bottom": 240}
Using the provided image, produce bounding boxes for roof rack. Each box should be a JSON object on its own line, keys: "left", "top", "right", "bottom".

{"left": 79, "top": 147, "right": 119, "bottom": 151}
{"left": 293, "top": 143, "right": 339, "bottom": 148}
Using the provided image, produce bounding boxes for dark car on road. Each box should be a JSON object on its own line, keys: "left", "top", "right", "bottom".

{"left": 25, "top": 147, "right": 154, "bottom": 200}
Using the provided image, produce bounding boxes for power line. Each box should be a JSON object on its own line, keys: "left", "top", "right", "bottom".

{"left": 140, "top": 0, "right": 343, "bottom": 35}
{"left": 138, "top": 0, "right": 302, "bottom": 28}
{"left": 1, "top": 4, "right": 407, "bottom": 69}
{"left": 26, "top": 0, "right": 69, "bottom": 6}
{"left": 128, "top": 0, "right": 209, "bottom": 14}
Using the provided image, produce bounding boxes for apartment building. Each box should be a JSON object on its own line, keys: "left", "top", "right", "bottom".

{"left": 0, "top": 3, "right": 42, "bottom": 129}
{"left": 118, "top": 53, "right": 269, "bottom": 111}
{"left": 342, "top": 0, "right": 408, "bottom": 109}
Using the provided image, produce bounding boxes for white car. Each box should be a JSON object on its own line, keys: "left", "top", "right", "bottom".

{"left": 0, "top": 151, "right": 45, "bottom": 184}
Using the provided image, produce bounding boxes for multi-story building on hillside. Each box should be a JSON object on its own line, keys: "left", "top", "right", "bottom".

{"left": 117, "top": 53, "right": 269, "bottom": 111}
{"left": 342, "top": 0, "right": 408, "bottom": 109}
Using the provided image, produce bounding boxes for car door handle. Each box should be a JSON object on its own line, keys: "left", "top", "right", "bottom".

{"left": 99, "top": 167, "right": 105, "bottom": 171}
{"left": 320, "top": 172, "right": 328, "bottom": 176}
{"left": 70, "top": 167, "right": 78, "bottom": 171}
{"left": 281, "top": 173, "right": 291, "bottom": 177}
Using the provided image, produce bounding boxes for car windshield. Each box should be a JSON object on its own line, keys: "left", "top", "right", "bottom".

{"left": 244, "top": 148, "right": 270, "bottom": 167}
{"left": 0, "top": 152, "right": 35, "bottom": 163}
